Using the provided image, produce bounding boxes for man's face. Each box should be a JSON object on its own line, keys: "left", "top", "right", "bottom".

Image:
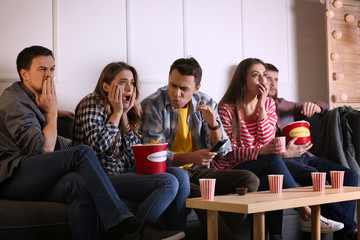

{"left": 21, "top": 55, "right": 55, "bottom": 95}
{"left": 267, "top": 70, "right": 278, "bottom": 98}
{"left": 168, "top": 69, "right": 200, "bottom": 109}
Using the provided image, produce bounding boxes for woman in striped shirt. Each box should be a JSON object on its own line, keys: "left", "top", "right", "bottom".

{"left": 213, "top": 58, "right": 331, "bottom": 240}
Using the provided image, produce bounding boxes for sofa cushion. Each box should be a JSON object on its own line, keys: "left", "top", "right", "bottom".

{"left": 0, "top": 199, "right": 68, "bottom": 228}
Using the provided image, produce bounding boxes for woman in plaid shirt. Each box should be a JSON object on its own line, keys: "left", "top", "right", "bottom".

{"left": 73, "top": 62, "right": 190, "bottom": 232}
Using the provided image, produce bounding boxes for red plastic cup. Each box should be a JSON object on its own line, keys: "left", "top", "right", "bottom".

{"left": 268, "top": 175, "right": 284, "bottom": 193}
{"left": 311, "top": 172, "right": 326, "bottom": 192}
{"left": 330, "top": 171, "right": 345, "bottom": 189}
{"left": 199, "top": 178, "right": 216, "bottom": 200}
{"left": 276, "top": 136, "right": 286, "bottom": 153}
{"left": 131, "top": 143, "right": 168, "bottom": 174}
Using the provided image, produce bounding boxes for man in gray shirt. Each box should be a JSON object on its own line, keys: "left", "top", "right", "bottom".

{"left": 0, "top": 45, "right": 184, "bottom": 240}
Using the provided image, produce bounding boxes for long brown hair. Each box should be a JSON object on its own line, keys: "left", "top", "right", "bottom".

{"left": 219, "top": 58, "right": 266, "bottom": 142}
{"left": 95, "top": 62, "right": 142, "bottom": 134}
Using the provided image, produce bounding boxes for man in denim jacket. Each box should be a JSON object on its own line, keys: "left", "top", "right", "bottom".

{"left": 141, "top": 57, "right": 260, "bottom": 240}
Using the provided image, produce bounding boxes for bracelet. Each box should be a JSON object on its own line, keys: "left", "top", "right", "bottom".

{"left": 208, "top": 120, "right": 220, "bottom": 130}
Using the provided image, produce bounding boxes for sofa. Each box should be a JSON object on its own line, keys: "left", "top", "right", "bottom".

{"left": 1, "top": 108, "right": 359, "bottom": 240}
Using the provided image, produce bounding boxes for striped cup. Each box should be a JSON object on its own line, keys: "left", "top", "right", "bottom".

{"left": 268, "top": 175, "right": 284, "bottom": 193}
{"left": 330, "top": 171, "right": 345, "bottom": 189}
{"left": 199, "top": 178, "right": 216, "bottom": 200}
{"left": 311, "top": 172, "right": 326, "bottom": 192}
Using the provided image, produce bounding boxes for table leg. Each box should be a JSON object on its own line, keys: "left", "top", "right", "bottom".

{"left": 311, "top": 205, "right": 321, "bottom": 240}
{"left": 357, "top": 200, "right": 360, "bottom": 240}
{"left": 207, "top": 210, "right": 218, "bottom": 240}
{"left": 253, "top": 212, "right": 265, "bottom": 240}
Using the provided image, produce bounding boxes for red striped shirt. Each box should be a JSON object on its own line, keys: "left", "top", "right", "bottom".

{"left": 212, "top": 97, "right": 278, "bottom": 170}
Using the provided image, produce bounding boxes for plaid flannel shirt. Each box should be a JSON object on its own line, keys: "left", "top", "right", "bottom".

{"left": 140, "top": 86, "right": 231, "bottom": 166}
{"left": 73, "top": 93, "right": 140, "bottom": 175}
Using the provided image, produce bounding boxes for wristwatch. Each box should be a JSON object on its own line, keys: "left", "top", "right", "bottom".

{"left": 208, "top": 120, "right": 220, "bottom": 130}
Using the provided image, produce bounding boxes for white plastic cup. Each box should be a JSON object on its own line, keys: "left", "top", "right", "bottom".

{"left": 268, "top": 175, "right": 284, "bottom": 193}
{"left": 199, "top": 178, "right": 216, "bottom": 200}
{"left": 276, "top": 136, "right": 286, "bottom": 153}
{"left": 311, "top": 172, "right": 327, "bottom": 192}
{"left": 330, "top": 171, "right": 345, "bottom": 189}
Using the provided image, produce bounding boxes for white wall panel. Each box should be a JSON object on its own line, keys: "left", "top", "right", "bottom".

{"left": 0, "top": 0, "right": 328, "bottom": 111}
{"left": 56, "top": 0, "right": 127, "bottom": 111}
{"left": 186, "top": 0, "right": 242, "bottom": 103}
{"left": 0, "top": 0, "right": 52, "bottom": 82}
{"left": 128, "top": 0, "right": 184, "bottom": 100}
{"left": 241, "top": 0, "right": 296, "bottom": 101}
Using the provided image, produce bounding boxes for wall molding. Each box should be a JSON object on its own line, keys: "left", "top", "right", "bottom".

{"left": 0, "top": 0, "right": 59, "bottom": 83}
{"left": 52, "top": 0, "right": 60, "bottom": 83}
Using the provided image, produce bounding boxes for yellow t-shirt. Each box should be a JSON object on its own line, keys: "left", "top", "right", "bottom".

{"left": 170, "top": 105, "right": 197, "bottom": 169}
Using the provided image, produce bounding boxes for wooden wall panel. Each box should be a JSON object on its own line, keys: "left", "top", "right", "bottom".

{"left": 325, "top": 0, "right": 360, "bottom": 109}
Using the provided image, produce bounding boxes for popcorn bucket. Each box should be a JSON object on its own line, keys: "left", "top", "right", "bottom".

{"left": 131, "top": 143, "right": 168, "bottom": 174}
{"left": 282, "top": 121, "right": 311, "bottom": 145}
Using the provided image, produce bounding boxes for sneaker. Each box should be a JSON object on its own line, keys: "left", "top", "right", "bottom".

{"left": 121, "top": 222, "right": 185, "bottom": 240}
{"left": 300, "top": 215, "right": 344, "bottom": 233}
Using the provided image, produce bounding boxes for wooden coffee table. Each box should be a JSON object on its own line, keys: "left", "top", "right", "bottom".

{"left": 186, "top": 186, "right": 360, "bottom": 240}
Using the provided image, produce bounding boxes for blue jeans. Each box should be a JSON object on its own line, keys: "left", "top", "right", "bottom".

{"left": 0, "top": 146, "right": 182, "bottom": 239}
{"left": 109, "top": 166, "right": 190, "bottom": 230}
{"left": 284, "top": 153, "right": 358, "bottom": 237}
{"left": 234, "top": 154, "right": 297, "bottom": 237}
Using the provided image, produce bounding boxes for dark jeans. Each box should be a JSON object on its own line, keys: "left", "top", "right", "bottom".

{"left": 0, "top": 145, "right": 182, "bottom": 239}
{"left": 108, "top": 166, "right": 190, "bottom": 230}
{"left": 284, "top": 153, "right": 359, "bottom": 237}
{"left": 187, "top": 166, "right": 260, "bottom": 240}
{"left": 234, "top": 154, "right": 298, "bottom": 237}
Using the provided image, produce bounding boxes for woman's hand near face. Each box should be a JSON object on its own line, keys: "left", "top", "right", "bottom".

{"left": 122, "top": 89, "right": 136, "bottom": 115}
{"left": 108, "top": 83, "right": 123, "bottom": 126}
{"left": 120, "top": 89, "right": 136, "bottom": 133}
{"left": 108, "top": 84, "right": 123, "bottom": 115}
{"left": 257, "top": 81, "right": 269, "bottom": 107}
{"left": 257, "top": 81, "right": 269, "bottom": 121}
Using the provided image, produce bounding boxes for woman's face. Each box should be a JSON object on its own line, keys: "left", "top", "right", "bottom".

{"left": 103, "top": 69, "right": 136, "bottom": 108}
{"left": 245, "top": 63, "right": 267, "bottom": 97}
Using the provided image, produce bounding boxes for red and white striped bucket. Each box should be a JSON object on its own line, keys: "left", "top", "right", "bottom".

{"left": 268, "top": 175, "right": 284, "bottom": 194}
{"left": 311, "top": 172, "right": 326, "bottom": 192}
{"left": 199, "top": 178, "right": 216, "bottom": 200}
{"left": 330, "top": 171, "right": 344, "bottom": 189}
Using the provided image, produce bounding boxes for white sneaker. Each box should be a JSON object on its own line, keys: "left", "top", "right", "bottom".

{"left": 300, "top": 215, "right": 344, "bottom": 233}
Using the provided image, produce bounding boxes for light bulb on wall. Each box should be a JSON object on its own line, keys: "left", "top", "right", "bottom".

{"left": 331, "top": 52, "right": 340, "bottom": 61}
{"left": 333, "top": 72, "right": 344, "bottom": 81}
{"left": 326, "top": 10, "right": 335, "bottom": 18}
{"left": 337, "top": 91, "right": 348, "bottom": 102}
{"left": 333, "top": 0, "right": 343, "bottom": 8}
{"left": 332, "top": 30, "right": 343, "bottom": 39}
{"left": 345, "top": 14, "right": 355, "bottom": 23}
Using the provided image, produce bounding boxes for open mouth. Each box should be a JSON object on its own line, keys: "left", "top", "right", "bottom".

{"left": 125, "top": 96, "right": 130, "bottom": 101}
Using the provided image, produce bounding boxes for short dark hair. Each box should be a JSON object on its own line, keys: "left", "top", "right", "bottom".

{"left": 265, "top": 63, "right": 279, "bottom": 72}
{"left": 169, "top": 57, "right": 202, "bottom": 86}
{"left": 16, "top": 46, "right": 54, "bottom": 82}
